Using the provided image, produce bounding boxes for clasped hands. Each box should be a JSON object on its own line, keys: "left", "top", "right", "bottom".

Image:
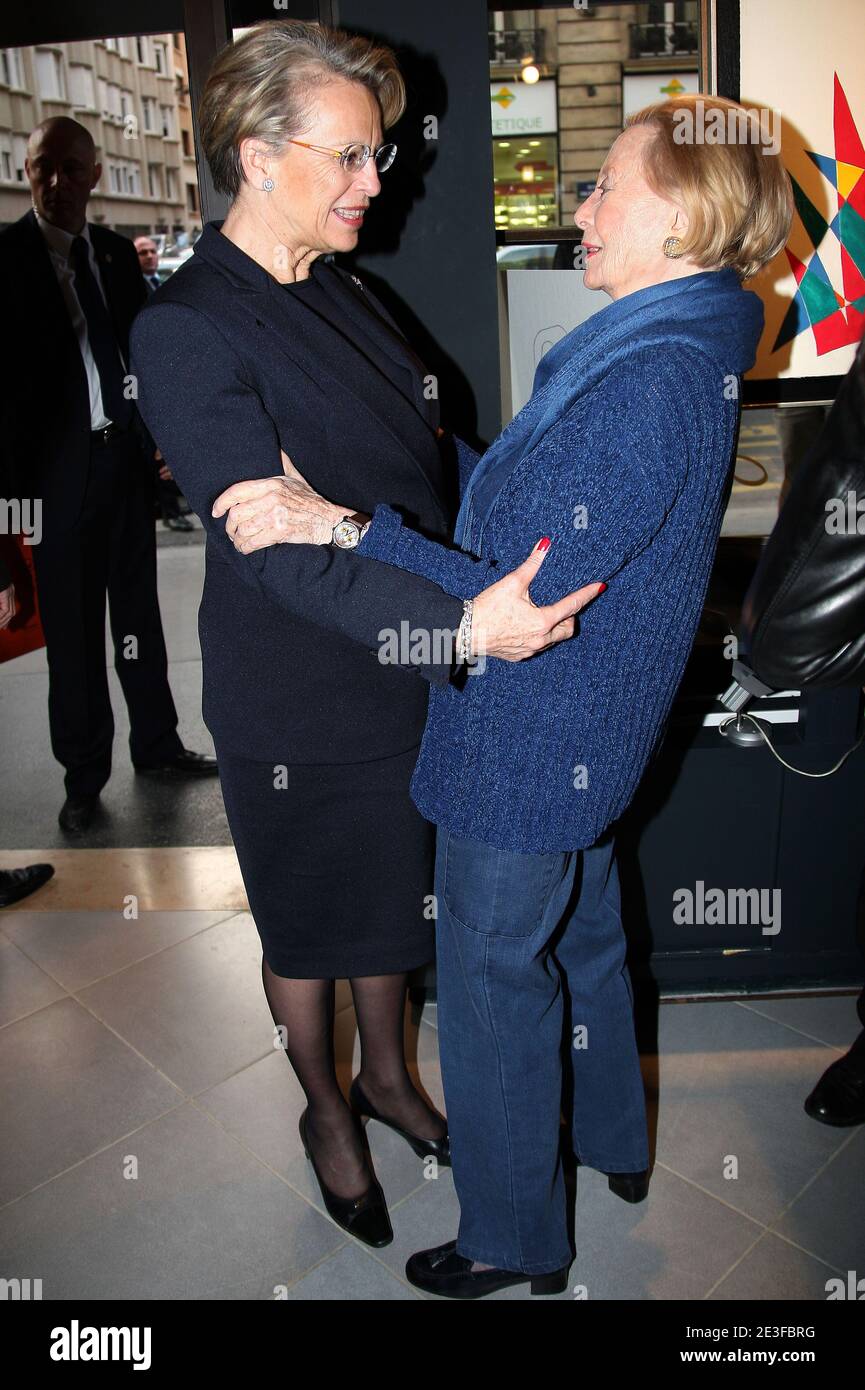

{"left": 212, "top": 450, "right": 605, "bottom": 662}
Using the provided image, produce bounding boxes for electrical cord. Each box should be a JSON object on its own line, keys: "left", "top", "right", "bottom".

{"left": 732, "top": 453, "right": 769, "bottom": 487}
{"left": 719, "top": 708, "right": 865, "bottom": 777}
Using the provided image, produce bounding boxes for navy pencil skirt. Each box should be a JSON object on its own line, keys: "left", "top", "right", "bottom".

{"left": 216, "top": 744, "right": 436, "bottom": 978}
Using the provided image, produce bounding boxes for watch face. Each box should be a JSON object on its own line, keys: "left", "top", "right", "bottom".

{"left": 332, "top": 519, "right": 360, "bottom": 549}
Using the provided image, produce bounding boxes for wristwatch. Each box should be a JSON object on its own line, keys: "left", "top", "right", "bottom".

{"left": 331, "top": 513, "right": 371, "bottom": 549}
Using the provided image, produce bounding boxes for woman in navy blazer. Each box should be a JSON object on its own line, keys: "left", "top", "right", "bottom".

{"left": 129, "top": 19, "right": 588, "bottom": 1250}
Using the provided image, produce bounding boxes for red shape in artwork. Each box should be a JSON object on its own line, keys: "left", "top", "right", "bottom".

{"left": 841, "top": 243, "right": 865, "bottom": 303}
{"left": 835, "top": 73, "right": 865, "bottom": 216}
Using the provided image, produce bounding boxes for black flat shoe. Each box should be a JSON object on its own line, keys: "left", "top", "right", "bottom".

{"left": 605, "top": 1170, "right": 650, "bottom": 1203}
{"left": 406, "top": 1240, "right": 570, "bottom": 1299}
{"left": 298, "top": 1109, "right": 393, "bottom": 1248}
{"left": 349, "top": 1077, "right": 451, "bottom": 1166}
{"left": 574, "top": 1155, "right": 650, "bottom": 1203}
{"left": 0, "top": 863, "right": 55, "bottom": 908}
{"left": 804, "top": 1050, "right": 865, "bottom": 1126}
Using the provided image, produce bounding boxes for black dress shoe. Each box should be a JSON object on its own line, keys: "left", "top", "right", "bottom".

{"left": 162, "top": 513, "right": 194, "bottom": 531}
{"left": 0, "top": 864, "right": 55, "bottom": 908}
{"left": 59, "top": 794, "right": 100, "bottom": 834}
{"left": 134, "top": 748, "right": 218, "bottom": 777}
{"left": 804, "top": 1049, "right": 865, "bottom": 1126}
{"left": 299, "top": 1109, "right": 393, "bottom": 1247}
{"left": 349, "top": 1077, "right": 451, "bottom": 1166}
{"left": 406, "top": 1240, "right": 570, "bottom": 1299}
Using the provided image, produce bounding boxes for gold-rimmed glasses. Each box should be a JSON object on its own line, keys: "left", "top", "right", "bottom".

{"left": 287, "top": 140, "right": 398, "bottom": 174}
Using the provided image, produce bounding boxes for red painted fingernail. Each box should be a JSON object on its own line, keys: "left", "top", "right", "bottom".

{"left": 598, "top": 582, "right": 607, "bottom": 593}
{"left": 536, "top": 537, "right": 551, "bottom": 552}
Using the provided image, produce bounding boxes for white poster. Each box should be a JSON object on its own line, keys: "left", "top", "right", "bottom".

{"left": 491, "top": 79, "right": 557, "bottom": 138}
{"left": 622, "top": 71, "right": 699, "bottom": 120}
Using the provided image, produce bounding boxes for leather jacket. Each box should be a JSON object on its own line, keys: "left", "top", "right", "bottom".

{"left": 740, "top": 333, "right": 865, "bottom": 689}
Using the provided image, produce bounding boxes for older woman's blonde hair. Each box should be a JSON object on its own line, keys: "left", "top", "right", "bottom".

{"left": 199, "top": 19, "right": 406, "bottom": 200}
{"left": 625, "top": 94, "right": 794, "bottom": 279}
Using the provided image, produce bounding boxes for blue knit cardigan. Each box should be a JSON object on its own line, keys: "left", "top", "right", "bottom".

{"left": 358, "top": 269, "right": 764, "bottom": 852}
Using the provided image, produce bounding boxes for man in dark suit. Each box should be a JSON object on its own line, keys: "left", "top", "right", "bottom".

{"left": 134, "top": 236, "right": 162, "bottom": 294}
{"left": 0, "top": 116, "right": 216, "bottom": 833}
{"left": 134, "top": 236, "right": 193, "bottom": 533}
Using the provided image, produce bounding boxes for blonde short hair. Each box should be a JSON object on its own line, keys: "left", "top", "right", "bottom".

{"left": 625, "top": 94, "right": 794, "bottom": 279}
{"left": 199, "top": 19, "right": 406, "bottom": 200}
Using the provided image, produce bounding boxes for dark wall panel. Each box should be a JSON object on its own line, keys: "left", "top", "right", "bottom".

{"left": 334, "top": 0, "right": 500, "bottom": 447}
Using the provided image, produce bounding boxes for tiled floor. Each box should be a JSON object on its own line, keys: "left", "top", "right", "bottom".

{"left": 2, "top": 530, "right": 862, "bottom": 1300}
{"left": 0, "top": 906, "right": 861, "bottom": 1300}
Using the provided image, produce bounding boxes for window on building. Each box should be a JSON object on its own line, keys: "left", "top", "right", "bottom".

{"left": 142, "top": 96, "right": 157, "bottom": 133}
{"left": 35, "top": 49, "right": 66, "bottom": 101}
{"left": 0, "top": 135, "right": 13, "bottom": 182}
{"left": 12, "top": 134, "right": 27, "bottom": 182}
{"left": 1, "top": 48, "right": 25, "bottom": 89}
{"left": 160, "top": 106, "right": 175, "bottom": 139}
{"left": 165, "top": 167, "right": 177, "bottom": 201}
{"left": 153, "top": 43, "right": 167, "bottom": 75}
{"left": 186, "top": 183, "right": 198, "bottom": 214}
{"left": 181, "top": 128, "right": 191, "bottom": 157}
{"left": 135, "top": 36, "right": 148, "bottom": 65}
{"left": 148, "top": 164, "right": 162, "bottom": 199}
{"left": 68, "top": 63, "right": 95, "bottom": 109}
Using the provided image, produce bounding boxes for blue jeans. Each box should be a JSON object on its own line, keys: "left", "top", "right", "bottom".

{"left": 434, "top": 827, "right": 649, "bottom": 1274}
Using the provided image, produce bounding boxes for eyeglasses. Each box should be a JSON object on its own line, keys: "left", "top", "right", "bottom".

{"left": 287, "top": 140, "right": 398, "bottom": 174}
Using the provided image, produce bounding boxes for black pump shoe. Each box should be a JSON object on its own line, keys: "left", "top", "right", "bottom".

{"left": 349, "top": 1077, "right": 451, "bottom": 1166}
{"left": 298, "top": 1109, "right": 393, "bottom": 1248}
{"left": 406, "top": 1240, "right": 570, "bottom": 1299}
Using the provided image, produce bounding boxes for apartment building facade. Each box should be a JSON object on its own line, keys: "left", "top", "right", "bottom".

{"left": 0, "top": 33, "right": 201, "bottom": 242}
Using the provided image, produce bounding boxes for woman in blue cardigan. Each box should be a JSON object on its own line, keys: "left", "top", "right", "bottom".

{"left": 216, "top": 95, "right": 793, "bottom": 1297}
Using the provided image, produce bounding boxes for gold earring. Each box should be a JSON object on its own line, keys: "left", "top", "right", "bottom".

{"left": 663, "top": 236, "right": 683, "bottom": 258}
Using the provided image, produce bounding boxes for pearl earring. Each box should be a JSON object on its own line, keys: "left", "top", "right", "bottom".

{"left": 262, "top": 177, "right": 275, "bottom": 192}
{"left": 663, "top": 236, "right": 683, "bottom": 258}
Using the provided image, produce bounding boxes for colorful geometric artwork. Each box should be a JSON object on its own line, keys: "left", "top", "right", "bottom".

{"left": 773, "top": 75, "right": 865, "bottom": 356}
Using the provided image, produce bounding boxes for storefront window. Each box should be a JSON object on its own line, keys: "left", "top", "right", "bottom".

{"left": 493, "top": 132, "right": 559, "bottom": 231}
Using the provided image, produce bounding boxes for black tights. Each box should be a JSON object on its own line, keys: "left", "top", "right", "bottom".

{"left": 261, "top": 960, "right": 447, "bottom": 1199}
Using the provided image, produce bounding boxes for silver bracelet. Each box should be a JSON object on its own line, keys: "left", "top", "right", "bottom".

{"left": 457, "top": 598, "right": 474, "bottom": 664}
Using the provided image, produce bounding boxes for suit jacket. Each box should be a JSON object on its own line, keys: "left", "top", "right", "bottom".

{"left": 0, "top": 208, "right": 155, "bottom": 536}
{"left": 740, "top": 333, "right": 865, "bottom": 689}
{"left": 129, "top": 219, "right": 464, "bottom": 764}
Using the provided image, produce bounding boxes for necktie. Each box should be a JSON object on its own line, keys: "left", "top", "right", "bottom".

{"left": 69, "top": 235, "right": 133, "bottom": 428}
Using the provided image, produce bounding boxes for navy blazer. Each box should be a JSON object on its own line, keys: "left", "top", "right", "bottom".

{"left": 0, "top": 209, "right": 155, "bottom": 536}
{"left": 129, "top": 220, "right": 464, "bottom": 764}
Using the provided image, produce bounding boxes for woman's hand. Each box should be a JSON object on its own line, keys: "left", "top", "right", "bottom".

{"left": 212, "top": 451, "right": 347, "bottom": 551}
{"left": 472, "top": 540, "right": 605, "bottom": 662}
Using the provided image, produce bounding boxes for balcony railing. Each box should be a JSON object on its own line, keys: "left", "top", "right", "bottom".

{"left": 628, "top": 21, "right": 699, "bottom": 59}
{"left": 488, "top": 28, "right": 546, "bottom": 67}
